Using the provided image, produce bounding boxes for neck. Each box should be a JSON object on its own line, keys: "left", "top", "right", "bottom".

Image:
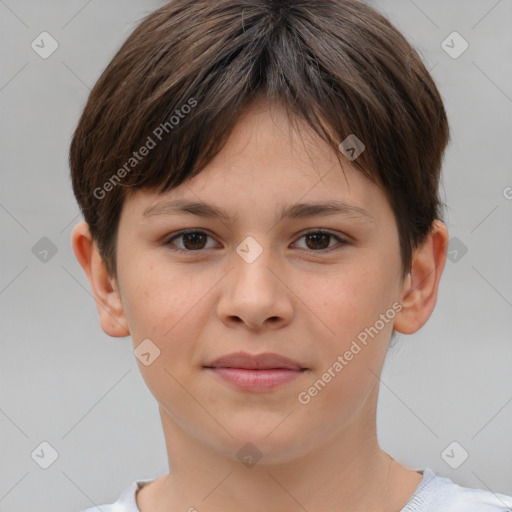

{"left": 137, "top": 404, "right": 415, "bottom": 512}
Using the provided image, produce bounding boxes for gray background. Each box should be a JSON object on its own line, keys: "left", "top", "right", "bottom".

{"left": 1, "top": 0, "right": 511, "bottom": 510}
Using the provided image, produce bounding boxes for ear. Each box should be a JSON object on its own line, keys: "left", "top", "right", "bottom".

{"left": 71, "top": 221, "right": 130, "bottom": 337}
{"left": 393, "top": 220, "right": 448, "bottom": 335}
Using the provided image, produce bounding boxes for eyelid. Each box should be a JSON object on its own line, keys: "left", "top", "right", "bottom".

{"left": 164, "top": 228, "right": 219, "bottom": 251}
{"left": 163, "top": 228, "right": 350, "bottom": 253}
{"left": 293, "top": 228, "right": 349, "bottom": 251}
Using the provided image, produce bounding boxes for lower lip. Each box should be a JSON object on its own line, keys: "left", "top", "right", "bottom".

{"left": 206, "top": 367, "right": 305, "bottom": 391}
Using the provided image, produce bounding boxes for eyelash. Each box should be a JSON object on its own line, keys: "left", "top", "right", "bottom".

{"left": 163, "top": 229, "right": 349, "bottom": 254}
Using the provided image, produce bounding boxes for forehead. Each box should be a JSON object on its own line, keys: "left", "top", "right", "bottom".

{"left": 122, "top": 101, "right": 392, "bottom": 227}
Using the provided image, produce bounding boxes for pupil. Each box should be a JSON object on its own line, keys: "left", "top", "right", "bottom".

{"left": 184, "top": 233, "right": 205, "bottom": 250}
{"left": 306, "top": 233, "right": 330, "bottom": 250}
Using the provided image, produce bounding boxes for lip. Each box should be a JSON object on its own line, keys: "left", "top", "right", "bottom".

{"left": 204, "top": 352, "right": 307, "bottom": 392}
{"left": 206, "top": 351, "right": 306, "bottom": 370}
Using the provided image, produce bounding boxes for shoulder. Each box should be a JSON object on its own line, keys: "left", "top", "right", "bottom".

{"left": 79, "top": 479, "right": 153, "bottom": 512}
{"left": 405, "top": 468, "right": 512, "bottom": 512}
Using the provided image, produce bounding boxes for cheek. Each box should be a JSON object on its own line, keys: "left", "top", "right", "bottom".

{"left": 118, "top": 261, "right": 209, "bottom": 408}
{"left": 295, "top": 271, "right": 395, "bottom": 428}
{"left": 118, "top": 256, "right": 227, "bottom": 389}
{"left": 307, "top": 265, "right": 396, "bottom": 347}
{"left": 299, "top": 257, "right": 399, "bottom": 401}
{"left": 119, "top": 256, "right": 205, "bottom": 340}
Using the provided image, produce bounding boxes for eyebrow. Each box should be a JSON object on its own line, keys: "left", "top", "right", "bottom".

{"left": 142, "top": 199, "right": 375, "bottom": 224}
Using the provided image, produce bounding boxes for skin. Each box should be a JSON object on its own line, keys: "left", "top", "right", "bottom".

{"left": 72, "top": 99, "right": 448, "bottom": 512}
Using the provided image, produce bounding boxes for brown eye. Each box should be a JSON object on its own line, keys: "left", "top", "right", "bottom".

{"left": 293, "top": 230, "right": 347, "bottom": 252}
{"left": 181, "top": 232, "right": 207, "bottom": 250}
{"left": 165, "top": 230, "right": 216, "bottom": 252}
{"left": 304, "top": 232, "right": 331, "bottom": 250}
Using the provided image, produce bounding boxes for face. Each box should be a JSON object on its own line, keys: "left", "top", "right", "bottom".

{"left": 113, "top": 101, "right": 406, "bottom": 463}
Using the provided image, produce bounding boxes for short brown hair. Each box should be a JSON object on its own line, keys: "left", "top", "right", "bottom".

{"left": 69, "top": 0, "right": 450, "bottom": 279}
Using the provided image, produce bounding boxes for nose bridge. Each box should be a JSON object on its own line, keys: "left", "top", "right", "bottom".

{"left": 231, "top": 234, "right": 278, "bottom": 294}
{"left": 216, "top": 234, "right": 293, "bottom": 329}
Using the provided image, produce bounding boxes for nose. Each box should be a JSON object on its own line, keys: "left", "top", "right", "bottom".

{"left": 216, "top": 243, "right": 294, "bottom": 332}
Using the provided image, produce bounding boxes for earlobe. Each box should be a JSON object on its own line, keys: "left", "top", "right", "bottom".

{"left": 393, "top": 220, "right": 448, "bottom": 335}
{"left": 71, "top": 222, "right": 130, "bottom": 337}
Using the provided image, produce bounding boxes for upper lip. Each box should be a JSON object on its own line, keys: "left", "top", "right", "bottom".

{"left": 205, "top": 352, "right": 306, "bottom": 370}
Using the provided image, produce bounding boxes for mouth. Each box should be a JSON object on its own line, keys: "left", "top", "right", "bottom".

{"left": 204, "top": 352, "right": 307, "bottom": 392}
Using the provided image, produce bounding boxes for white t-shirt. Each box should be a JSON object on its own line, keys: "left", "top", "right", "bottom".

{"left": 80, "top": 467, "right": 512, "bottom": 511}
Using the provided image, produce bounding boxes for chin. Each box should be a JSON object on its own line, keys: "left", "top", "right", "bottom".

{"left": 211, "top": 420, "right": 313, "bottom": 466}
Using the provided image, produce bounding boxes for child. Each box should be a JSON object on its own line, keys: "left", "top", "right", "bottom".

{"left": 69, "top": 0, "right": 512, "bottom": 511}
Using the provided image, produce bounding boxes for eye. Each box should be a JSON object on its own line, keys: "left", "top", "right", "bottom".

{"left": 292, "top": 230, "right": 348, "bottom": 252}
{"left": 164, "top": 229, "right": 348, "bottom": 254}
{"left": 164, "top": 230, "right": 217, "bottom": 252}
